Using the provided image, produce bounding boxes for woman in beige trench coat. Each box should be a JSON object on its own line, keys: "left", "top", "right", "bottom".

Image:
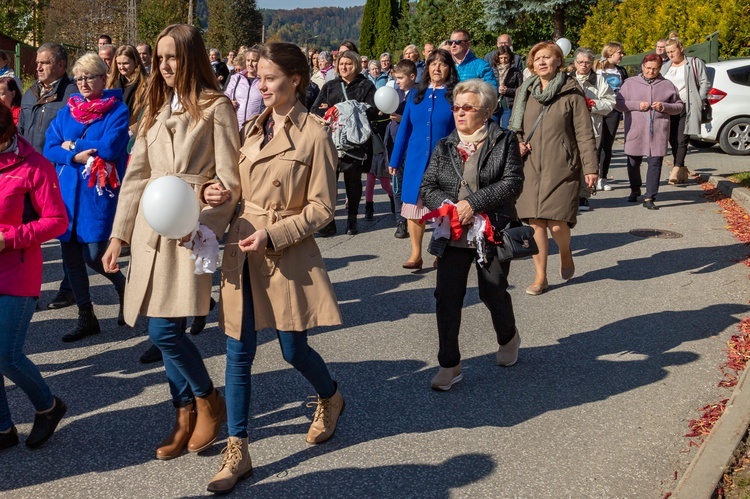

{"left": 102, "top": 24, "right": 241, "bottom": 461}
{"left": 202, "top": 43, "right": 345, "bottom": 495}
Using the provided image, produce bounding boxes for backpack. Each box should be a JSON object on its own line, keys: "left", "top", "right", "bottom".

{"left": 327, "top": 82, "right": 372, "bottom": 161}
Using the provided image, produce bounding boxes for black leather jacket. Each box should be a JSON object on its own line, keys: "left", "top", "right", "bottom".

{"left": 420, "top": 121, "right": 524, "bottom": 228}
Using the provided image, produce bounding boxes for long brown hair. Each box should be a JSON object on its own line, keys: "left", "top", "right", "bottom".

{"left": 139, "top": 24, "right": 222, "bottom": 136}
{"left": 106, "top": 45, "right": 148, "bottom": 117}
{"left": 260, "top": 43, "right": 309, "bottom": 104}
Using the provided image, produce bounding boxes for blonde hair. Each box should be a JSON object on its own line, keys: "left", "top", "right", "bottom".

{"left": 72, "top": 52, "right": 109, "bottom": 77}
{"left": 665, "top": 37, "right": 684, "bottom": 50}
{"left": 594, "top": 42, "right": 623, "bottom": 72}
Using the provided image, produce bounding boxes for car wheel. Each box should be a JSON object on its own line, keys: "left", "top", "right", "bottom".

{"left": 689, "top": 138, "right": 715, "bottom": 149}
{"left": 719, "top": 117, "right": 750, "bottom": 156}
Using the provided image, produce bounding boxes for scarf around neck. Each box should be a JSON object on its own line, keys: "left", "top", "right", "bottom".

{"left": 641, "top": 74, "right": 657, "bottom": 85}
{"left": 68, "top": 94, "right": 117, "bottom": 125}
{"left": 456, "top": 124, "right": 489, "bottom": 162}
{"left": 508, "top": 71, "right": 566, "bottom": 133}
{"left": 496, "top": 64, "right": 510, "bottom": 86}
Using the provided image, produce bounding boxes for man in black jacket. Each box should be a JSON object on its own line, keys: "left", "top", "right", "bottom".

{"left": 18, "top": 42, "right": 77, "bottom": 309}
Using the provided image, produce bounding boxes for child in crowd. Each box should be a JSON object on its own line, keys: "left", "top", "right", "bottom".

{"left": 386, "top": 59, "right": 418, "bottom": 239}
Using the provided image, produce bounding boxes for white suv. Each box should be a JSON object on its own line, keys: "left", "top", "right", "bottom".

{"left": 691, "top": 58, "right": 750, "bottom": 155}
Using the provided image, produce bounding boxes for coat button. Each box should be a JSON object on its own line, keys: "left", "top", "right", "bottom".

{"left": 230, "top": 250, "right": 236, "bottom": 257}
{"left": 171, "top": 128, "right": 177, "bottom": 134}
{"left": 272, "top": 179, "right": 281, "bottom": 187}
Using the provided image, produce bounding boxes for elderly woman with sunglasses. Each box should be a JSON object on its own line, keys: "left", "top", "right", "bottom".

{"left": 44, "top": 52, "right": 130, "bottom": 342}
{"left": 420, "top": 79, "right": 524, "bottom": 391}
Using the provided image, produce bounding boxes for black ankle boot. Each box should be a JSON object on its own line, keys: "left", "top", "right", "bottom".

{"left": 346, "top": 216, "right": 358, "bottom": 235}
{"left": 364, "top": 202, "right": 374, "bottom": 221}
{"left": 0, "top": 426, "right": 19, "bottom": 451}
{"left": 316, "top": 220, "right": 337, "bottom": 238}
{"left": 117, "top": 288, "right": 126, "bottom": 326}
{"left": 389, "top": 195, "right": 395, "bottom": 213}
{"left": 62, "top": 306, "right": 100, "bottom": 343}
{"left": 26, "top": 396, "right": 67, "bottom": 449}
{"left": 139, "top": 342, "right": 163, "bottom": 364}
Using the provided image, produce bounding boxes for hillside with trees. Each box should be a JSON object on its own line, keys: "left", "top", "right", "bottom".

{"left": 262, "top": 7, "right": 364, "bottom": 50}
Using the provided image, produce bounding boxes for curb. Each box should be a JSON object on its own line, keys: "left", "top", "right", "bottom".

{"left": 672, "top": 174, "right": 750, "bottom": 498}
{"left": 699, "top": 173, "right": 750, "bottom": 216}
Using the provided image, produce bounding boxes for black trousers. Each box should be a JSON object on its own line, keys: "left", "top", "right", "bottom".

{"left": 338, "top": 159, "right": 367, "bottom": 218}
{"left": 627, "top": 155, "right": 664, "bottom": 200}
{"left": 669, "top": 112, "right": 688, "bottom": 167}
{"left": 597, "top": 110, "right": 621, "bottom": 178}
{"left": 435, "top": 245, "right": 516, "bottom": 368}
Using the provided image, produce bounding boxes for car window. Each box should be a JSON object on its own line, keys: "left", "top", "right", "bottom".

{"left": 727, "top": 65, "right": 750, "bottom": 87}
{"left": 706, "top": 67, "right": 715, "bottom": 85}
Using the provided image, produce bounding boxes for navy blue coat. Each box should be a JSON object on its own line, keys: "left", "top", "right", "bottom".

{"left": 43, "top": 88, "right": 130, "bottom": 243}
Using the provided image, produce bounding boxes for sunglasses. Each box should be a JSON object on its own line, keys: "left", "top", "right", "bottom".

{"left": 446, "top": 39, "right": 468, "bottom": 46}
{"left": 450, "top": 104, "right": 486, "bottom": 113}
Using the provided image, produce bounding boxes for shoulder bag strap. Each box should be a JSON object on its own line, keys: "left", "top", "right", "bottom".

{"left": 341, "top": 82, "right": 349, "bottom": 102}
{"left": 525, "top": 104, "right": 548, "bottom": 143}
{"left": 448, "top": 148, "right": 474, "bottom": 195}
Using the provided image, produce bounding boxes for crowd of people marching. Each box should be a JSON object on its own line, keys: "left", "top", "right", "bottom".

{"left": 0, "top": 24, "right": 709, "bottom": 493}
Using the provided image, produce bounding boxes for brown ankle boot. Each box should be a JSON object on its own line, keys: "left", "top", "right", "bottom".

{"left": 188, "top": 388, "right": 226, "bottom": 453}
{"left": 305, "top": 387, "right": 345, "bottom": 444}
{"left": 206, "top": 436, "right": 253, "bottom": 494}
{"left": 156, "top": 404, "right": 195, "bottom": 460}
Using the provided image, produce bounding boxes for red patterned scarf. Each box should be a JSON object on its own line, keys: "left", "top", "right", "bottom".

{"left": 67, "top": 95, "right": 117, "bottom": 125}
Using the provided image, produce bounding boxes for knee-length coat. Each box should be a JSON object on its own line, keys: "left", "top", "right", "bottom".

{"left": 219, "top": 102, "right": 342, "bottom": 339}
{"left": 110, "top": 94, "right": 241, "bottom": 325}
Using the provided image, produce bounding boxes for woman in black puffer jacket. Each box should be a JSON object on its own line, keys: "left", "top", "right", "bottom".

{"left": 311, "top": 50, "right": 377, "bottom": 236}
{"left": 420, "top": 79, "right": 524, "bottom": 392}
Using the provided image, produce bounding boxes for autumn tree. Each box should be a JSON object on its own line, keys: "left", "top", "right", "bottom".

{"left": 137, "top": 0, "right": 189, "bottom": 47}
{"left": 578, "top": 0, "right": 750, "bottom": 59}
{"left": 483, "top": 0, "right": 594, "bottom": 43}
{"left": 1, "top": 0, "right": 49, "bottom": 45}
{"left": 205, "top": 0, "right": 262, "bottom": 53}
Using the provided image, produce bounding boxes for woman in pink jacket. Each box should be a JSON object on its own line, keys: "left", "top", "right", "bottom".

{"left": 0, "top": 104, "right": 69, "bottom": 451}
{"left": 615, "top": 54, "right": 683, "bottom": 210}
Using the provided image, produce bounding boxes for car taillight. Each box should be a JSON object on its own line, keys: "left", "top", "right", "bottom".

{"left": 707, "top": 87, "right": 727, "bottom": 105}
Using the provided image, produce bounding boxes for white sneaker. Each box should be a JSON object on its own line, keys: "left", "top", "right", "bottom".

{"left": 598, "top": 178, "right": 613, "bottom": 191}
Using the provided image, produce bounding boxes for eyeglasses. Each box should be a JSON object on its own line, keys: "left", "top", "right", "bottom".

{"left": 451, "top": 104, "right": 486, "bottom": 113}
{"left": 74, "top": 74, "right": 104, "bottom": 84}
{"left": 447, "top": 40, "right": 468, "bottom": 46}
{"left": 575, "top": 60, "right": 592, "bottom": 66}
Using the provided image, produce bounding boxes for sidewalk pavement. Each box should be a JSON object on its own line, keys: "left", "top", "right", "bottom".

{"left": 2, "top": 134, "right": 750, "bottom": 498}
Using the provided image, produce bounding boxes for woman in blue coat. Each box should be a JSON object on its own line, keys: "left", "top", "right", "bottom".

{"left": 44, "top": 52, "right": 130, "bottom": 342}
{"left": 388, "top": 48, "right": 457, "bottom": 269}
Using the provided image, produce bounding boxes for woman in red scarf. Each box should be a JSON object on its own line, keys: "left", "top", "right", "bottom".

{"left": 43, "top": 52, "right": 130, "bottom": 342}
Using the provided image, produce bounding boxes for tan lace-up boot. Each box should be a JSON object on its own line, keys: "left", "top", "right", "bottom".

{"left": 206, "top": 437, "right": 253, "bottom": 494}
{"left": 305, "top": 387, "right": 345, "bottom": 444}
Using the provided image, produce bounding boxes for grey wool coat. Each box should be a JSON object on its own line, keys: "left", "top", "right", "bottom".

{"left": 661, "top": 57, "right": 711, "bottom": 136}
{"left": 514, "top": 75, "right": 598, "bottom": 227}
{"left": 615, "top": 75, "right": 683, "bottom": 158}
{"left": 110, "top": 94, "right": 241, "bottom": 325}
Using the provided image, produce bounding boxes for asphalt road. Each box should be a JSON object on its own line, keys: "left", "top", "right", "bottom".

{"left": 2, "top": 137, "right": 749, "bottom": 498}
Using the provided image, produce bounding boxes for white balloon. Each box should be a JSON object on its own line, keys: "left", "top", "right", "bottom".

{"left": 374, "top": 86, "right": 400, "bottom": 114}
{"left": 141, "top": 176, "right": 200, "bottom": 239}
{"left": 556, "top": 37, "right": 573, "bottom": 57}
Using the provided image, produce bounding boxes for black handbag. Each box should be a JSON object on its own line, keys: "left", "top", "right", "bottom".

{"left": 493, "top": 220, "right": 539, "bottom": 262}
{"left": 447, "top": 151, "right": 538, "bottom": 262}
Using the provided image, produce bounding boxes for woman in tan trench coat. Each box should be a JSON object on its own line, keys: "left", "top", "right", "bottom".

{"left": 509, "top": 41, "right": 598, "bottom": 296}
{"left": 102, "top": 24, "right": 241, "bottom": 461}
{"left": 202, "top": 43, "right": 344, "bottom": 495}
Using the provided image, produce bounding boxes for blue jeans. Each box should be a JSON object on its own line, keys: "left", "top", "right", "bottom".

{"left": 149, "top": 317, "right": 213, "bottom": 407}
{"left": 60, "top": 233, "right": 126, "bottom": 308}
{"left": 0, "top": 296, "right": 54, "bottom": 431}
{"left": 225, "top": 262, "right": 335, "bottom": 438}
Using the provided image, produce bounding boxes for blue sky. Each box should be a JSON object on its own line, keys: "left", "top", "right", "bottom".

{"left": 258, "top": 0, "right": 365, "bottom": 8}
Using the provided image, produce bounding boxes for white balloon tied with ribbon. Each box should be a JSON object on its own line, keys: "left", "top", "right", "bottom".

{"left": 374, "top": 86, "right": 400, "bottom": 114}
{"left": 141, "top": 175, "right": 201, "bottom": 239}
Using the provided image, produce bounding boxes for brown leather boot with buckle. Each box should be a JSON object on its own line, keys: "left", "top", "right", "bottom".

{"left": 188, "top": 388, "right": 226, "bottom": 453}
{"left": 156, "top": 404, "right": 195, "bottom": 460}
{"left": 206, "top": 436, "right": 253, "bottom": 494}
{"left": 305, "top": 386, "right": 345, "bottom": 444}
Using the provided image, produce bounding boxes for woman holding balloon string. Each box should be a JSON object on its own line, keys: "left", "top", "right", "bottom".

{"left": 202, "top": 42, "right": 344, "bottom": 494}
{"left": 102, "top": 24, "right": 241, "bottom": 461}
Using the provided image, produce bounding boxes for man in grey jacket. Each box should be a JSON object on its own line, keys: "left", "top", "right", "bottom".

{"left": 18, "top": 42, "right": 77, "bottom": 309}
